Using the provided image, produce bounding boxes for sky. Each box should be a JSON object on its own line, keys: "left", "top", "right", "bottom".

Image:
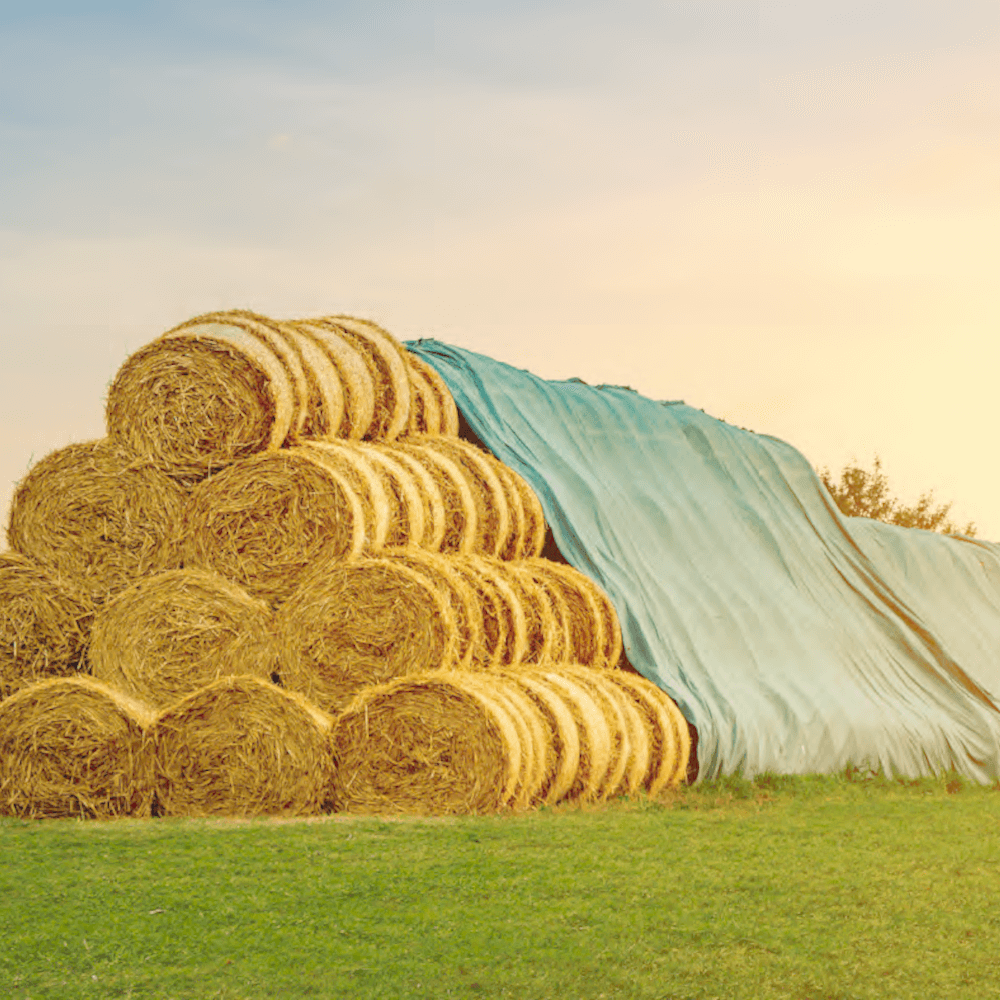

{"left": 2, "top": 1, "right": 998, "bottom": 540}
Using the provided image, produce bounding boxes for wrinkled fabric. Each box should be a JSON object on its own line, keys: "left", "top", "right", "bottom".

{"left": 408, "top": 340, "right": 1000, "bottom": 782}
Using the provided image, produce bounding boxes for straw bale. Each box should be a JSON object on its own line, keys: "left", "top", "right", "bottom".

{"left": 451, "top": 556, "right": 528, "bottom": 666}
{"left": 1, "top": 553, "right": 94, "bottom": 701}
{"left": 511, "top": 467, "right": 547, "bottom": 557}
{"left": 176, "top": 449, "right": 366, "bottom": 605}
{"left": 0, "top": 676, "right": 155, "bottom": 819}
{"left": 150, "top": 675, "right": 333, "bottom": 818}
{"left": 376, "top": 447, "right": 447, "bottom": 552}
{"left": 386, "top": 442, "right": 477, "bottom": 554}
{"left": 384, "top": 551, "right": 484, "bottom": 669}
{"left": 494, "top": 561, "right": 566, "bottom": 665}
{"left": 521, "top": 559, "right": 606, "bottom": 667}
{"left": 278, "top": 558, "right": 459, "bottom": 713}
{"left": 357, "top": 444, "right": 427, "bottom": 548}
{"left": 602, "top": 671, "right": 686, "bottom": 794}
{"left": 440, "top": 556, "right": 507, "bottom": 668}
{"left": 555, "top": 666, "right": 632, "bottom": 799}
{"left": 275, "top": 320, "right": 346, "bottom": 440}
{"left": 313, "top": 316, "right": 411, "bottom": 440}
{"left": 596, "top": 586, "right": 624, "bottom": 669}
{"left": 330, "top": 672, "right": 522, "bottom": 814}
{"left": 530, "top": 669, "right": 612, "bottom": 803}
{"left": 289, "top": 320, "right": 376, "bottom": 439}
{"left": 404, "top": 359, "right": 442, "bottom": 435}
{"left": 412, "top": 436, "right": 510, "bottom": 557}
{"left": 106, "top": 311, "right": 300, "bottom": 479}
{"left": 88, "top": 569, "right": 280, "bottom": 707}
{"left": 501, "top": 669, "right": 581, "bottom": 805}
{"left": 299, "top": 441, "right": 393, "bottom": 551}
{"left": 460, "top": 673, "right": 548, "bottom": 809}
{"left": 405, "top": 353, "right": 459, "bottom": 435}
{"left": 637, "top": 679, "right": 691, "bottom": 788}
{"left": 584, "top": 669, "right": 650, "bottom": 797}
{"left": 7, "top": 439, "right": 188, "bottom": 604}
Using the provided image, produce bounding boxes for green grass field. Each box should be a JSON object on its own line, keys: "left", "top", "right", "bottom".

{"left": 2, "top": 772, "right": 997, "bottom": 1000}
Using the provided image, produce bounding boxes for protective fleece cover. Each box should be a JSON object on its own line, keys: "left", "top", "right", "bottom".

{"left": 408, "top": 340, "right": 1000, "bottom": 783}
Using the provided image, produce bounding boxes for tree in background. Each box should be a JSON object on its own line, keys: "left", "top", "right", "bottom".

{"left": 819, "top": 456, "right": 977, "bottom": 537}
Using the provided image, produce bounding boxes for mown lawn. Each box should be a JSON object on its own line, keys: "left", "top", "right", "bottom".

{"left": 1, "top": 772, "right": 998, "bottom": 1000}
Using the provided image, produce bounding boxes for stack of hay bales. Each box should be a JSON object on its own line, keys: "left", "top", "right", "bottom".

{"left": 1, "top": 309, "right": 689, "bottom": 819}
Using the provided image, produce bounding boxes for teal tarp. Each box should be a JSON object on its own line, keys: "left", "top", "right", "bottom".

{"left": 407, "top": 340, "right": 1000, "bottom": 782}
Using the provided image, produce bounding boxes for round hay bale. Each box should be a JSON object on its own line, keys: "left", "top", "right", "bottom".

{"left": 7, "top": 439, "right": 188, "bottom": 604}
{"left": 521, "top": 559, "right": 606, "bottom": 667}
{"left": 384, "top": 551, "right": 484, "bottom": 669}
{"left": 638, "top": 679, "right": 691, "bottom": 788}
{"left": 289, "top": 320, "right": 376, "bottom": 439}
{"left": 602, "top": 671, "right": 686, "bottom": 794}
{"left": 451, "top": 556, "right": 528, "bottom": 667}
{"left": 376, "top": 447, "right": 447, "bottom": 552}
{"left": 150, "top": 675, "right": 333, "bottom": 818}
{"left": 531, "top": 669, "right": 612, "bottom": 803}
{"left": 596, "top": 585, "right": 624, "bottom": 669}
{"left": 106, "top": 311, "right": 300, "bottom": 479}
{"left": 555, "top": 666, "right": 632, "bottom": 799}
{"left": 176, "top": 449, "right": 366, "bottom": 605}
{"left": 330, "top": 672, "right": 523, "bottom": 814}
{"left": 505, "top": 562, "right": 571, "bottom": 664}
{"left": 357, "top": 444, "right": 427, "bottom": 549}
{"left": 385, "top": 441, "right": 477, "bottom": 554}
{"left": 491, "top": 461, "right": 528, "bottom": 560}
{"left": 88, "top": 569, "right": 280, "bottom": 708}
{"left": 583, "top": 669, "right": 650, "bottom": 797}
{"left": 501, "top": 669, "right": 581, "bottom": 805}
{"left": 412, "top": 436, "right": 510, "bottom": 558}
{"left": 1, "top": 553, "right": 94, "bottom": 701}
{"left": 404, "top": 358, "right": 442, "bottom": 435}
{"left": 277, "top": 558, "right": 459, "bottom": 713}
{"left": 275, "top": 320, "right": 346, "bottom": 441}
{"left": 512, "top": 468, "right": 547, "bottom": 557}
{"left": 441, "top": 556, "right": 508, "bottom": 668}
{"left": 0, "top": 676, "right": 155, "bottom": 819}
{"left": 405, "top": 354, "right": 459, "bottom": 436}
{"left": 315, "top": 316, "right": 411, "bottom": 441}
{"left": 299, "top": 441, "right": 395, "bottom": 552}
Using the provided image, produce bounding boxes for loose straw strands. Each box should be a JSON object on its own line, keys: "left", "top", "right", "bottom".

{"left": 7, "top": 439, "right": 187, "bottom": 604}
{"left": 88, "top": 569, "right": 280, "bottom": 707}
{"left": 0, "top": 676, "right": 155, "bottom": 819}
{"left": 1, "top": 553, "right": 94, "bottom": 701}
{"left": 149, "top": 676, "right": 333, "bottom": 818}
{"left": 277, "top": 558, "right": 459, "bottom": 713}
{"left": 175, "top": 449, "right": 366, "bottom": 605}
{"left": 330, "top": 672, "right": 527, "bottom": 815}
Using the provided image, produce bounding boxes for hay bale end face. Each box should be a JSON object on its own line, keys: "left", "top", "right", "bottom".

{"left": 88, "top": 568, "right": 280, "bottom": 707}
{"left": 331, "top": 672, "right": 523, "bottom": 815}
{"left": 176, "top": 448, "right": 367, "bottom": 605}
{"left": 6, "top": 439, "right": 188, "bottom": 605}
{"left": 278, "top": 558, "right": 459, "bottom": 713}
{"left": 1, "top": 553, "right": 94, "bottom": 701}
{"left": 149, "top": 675, "right": 334, "bottom": 818}
{"left": 0, "top": 676, "right": 155, "bottom": 819}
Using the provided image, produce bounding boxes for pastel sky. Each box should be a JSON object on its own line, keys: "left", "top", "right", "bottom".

{"left": 2, "top": 1, "right": 998, "bottom": 540}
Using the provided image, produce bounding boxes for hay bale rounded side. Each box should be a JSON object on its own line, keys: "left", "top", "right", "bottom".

{"left": 7, "top": 439, "right": 188, "bottom": 604}
{"left": 501, "top": 669, "right": 581, "bottom": 805}
{"left": 583, "top": 669, "right": 650, "bottom": 797}
{"left": 290, "top": 320, "right": 376, "bottom": 439}
{"left": 404, "top": 358, "right": 442, "bottom": 435}
{"left": 88, "top": 568, "right": 280, "bottom": 707}
{"left": 276, "top": 320, "right": 346, "bottom": 440}
{"left": 452, "top": 556, "right": 528, "bottom": 667}
{"left": 376, "top": 447, "right": 447, "bottom": 552}
{"left": 0, "top": 676, "right": 155, "bottom": 819}
{"left": 386, "top": 442, "right": 478, "bottom": 554}
{"left": 176, "top": 449, "right": 366, "bottom": 605}
{"left": 532, "top": 669, "right": 612, "bottom": 803}
{"left": 106, "top": 312, "right": 299, "bottom": 479}
{"left": 413, "top": 436, "right": 510, "bottom": 557}
{"left": 384, "top": 551, "right": 484, "bottom": 669}
{"left": 521, "top": 559, "right": 606, "bottom": 668}
{"left": 1, "top": 553, "right": 94, "bottom": 701}
{"left": 504, "top": 562, "right": 571, "bottom": 664}
{"left": 404, "top": 353, "right": 459, "bottom": 436}
{"left": 602, "top": 671, "right": 686, "bottom": 794}
{"left": 278, "top": 558, "right": 459, "bottom": 713}
{"left": 150, "top": 676, "right": 333, "bottom": 818}
{"left": 317, "top": 316, "right": 412, "bottom": 441}
{"left": 330, "top": 672, "right": 522, "bottom": 814}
